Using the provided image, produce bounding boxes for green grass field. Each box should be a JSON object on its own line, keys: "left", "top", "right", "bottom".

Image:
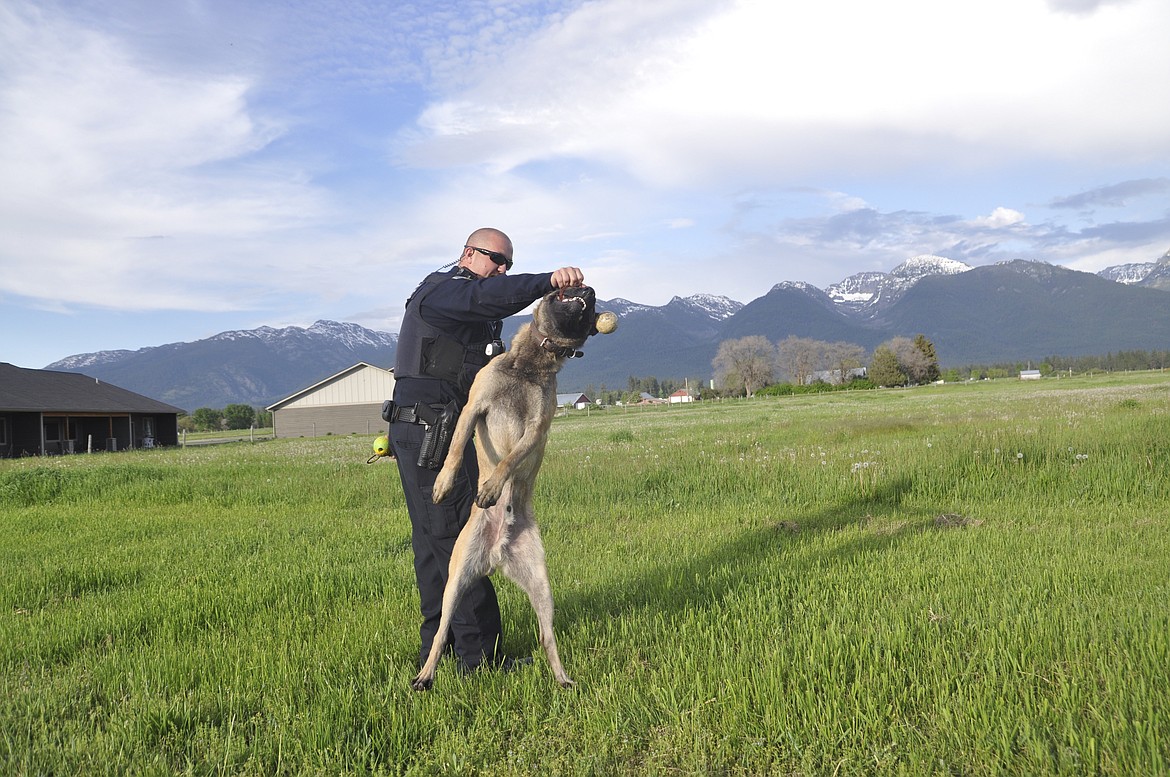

{"left": 3, "top": 373, "right": 1168, "bottom": 775}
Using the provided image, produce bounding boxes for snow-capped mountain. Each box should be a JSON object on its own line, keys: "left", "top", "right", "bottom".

{"left": 46, "top": 320, "right": 398, "bottom": 411}
{"left": 669, "top": 293, "right": 743, "bottom": 320}
{"left": 1097, "top": 249, "right": 1170, "bottom": 290}
{"left": 209, "top": 320, "right": 397, "bottom": 350}
{"left": 823, "top": 255, "right": 973, "bottom": 317}
{"left": 43, "top": 252, "right": 1170, "bottom": 410}
{"left": 602, "top": 294, "right": 742, "bottom": 320}
{"left": 826, "top": 271, "right": 890, "bottom": 309}
{"left": 1098, "top": 262, "right": 1158, "bottom": 285}
{"left": 49, "top": 348, "right": 155, "bottom": 371}
{"left": 601, "top": 298, "right": 658, "bottom": 316}
{"left": 891, "top": 254, "right": 972, "bottom": 281}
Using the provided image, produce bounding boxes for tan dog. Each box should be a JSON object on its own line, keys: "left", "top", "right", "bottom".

{"left": 411, "top": 285, "right": 601, "bottom": 691}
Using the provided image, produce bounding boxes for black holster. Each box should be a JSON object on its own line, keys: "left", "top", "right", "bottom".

{"left": 417, "top": 401, "right": 460, "bottom": 470}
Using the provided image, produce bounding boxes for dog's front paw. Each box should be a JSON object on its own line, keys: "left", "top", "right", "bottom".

{"left": 475, "top": 477, "right": 502, "bottom": 508}
{"left": 411, "top": 674, "right": 434, "bottom": 692}
{"left": 432, "top": 469, "right": 454, "bottom": 504}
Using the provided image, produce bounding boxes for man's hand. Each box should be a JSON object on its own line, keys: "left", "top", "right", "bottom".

{"left": 550, "top": 266, "right": 585, "bottom": 289}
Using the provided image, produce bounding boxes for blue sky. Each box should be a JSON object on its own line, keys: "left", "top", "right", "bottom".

{"left": 3, "top": 0, "right": 1169, "bottom": 369}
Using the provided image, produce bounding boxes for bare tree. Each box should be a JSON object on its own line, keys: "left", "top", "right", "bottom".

{"left": 776, "top": 335, "right": 821, "bottom": 385}
{"left": 888, "top": 336, "right": 933, "bottom": 385}
{"left": 713, "top": 336, "right": 775, "bottom": 396}
{"left": 824, "top": 341, "right": 868, "bottom": 384}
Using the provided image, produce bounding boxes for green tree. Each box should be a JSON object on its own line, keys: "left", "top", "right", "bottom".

{"left": 191, "top": 408, "right": 224, "bottom": 432}
{"left": 913, "top": 334, "right": 941, "bottom": 382}
{"left": 223, "top": 404, "right": 257, "bottom": 430}
{"left": 868, "top": 346, "right": 907, "bottom": 387}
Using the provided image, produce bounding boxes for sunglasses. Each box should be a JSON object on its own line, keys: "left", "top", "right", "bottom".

{"left": 466, "top": 245, "right": 513, "bottom": 271}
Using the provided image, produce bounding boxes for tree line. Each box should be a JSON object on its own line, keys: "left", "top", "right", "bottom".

{"left": 963, "top": 349, "right": 1170, "bottom": 379}
{"left": 712, "top": 334, "right": 941, "bottom": 397}
{"left": 179, "top": 404, "right": 273, "bottom": 433}
{"left": 613, "top": 344, "right": 1169, "bottom": 402}
{"left": 178, "top": 347, "right": 1168, "bottom": 424}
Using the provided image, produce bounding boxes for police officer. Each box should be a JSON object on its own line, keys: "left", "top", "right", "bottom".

{"left": 389, "top": 227, "right": 585, "bottom": 673}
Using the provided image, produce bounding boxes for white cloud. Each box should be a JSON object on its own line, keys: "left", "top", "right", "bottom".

{"left": 0, "top": 2, "right": 333, "bottom": 310}
{"left": 974, "top": 208, "right": 1026, "bottom": 228}
{"left": 405, "top": 0, "right": 1170, "bottom": 185}
{"left": 3, "top": 0, "right": 1170, "bottom": 369}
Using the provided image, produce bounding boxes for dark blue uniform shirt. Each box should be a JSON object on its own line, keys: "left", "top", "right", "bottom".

{"left": 392, "top": 268, "right": 555, "bottom": 407}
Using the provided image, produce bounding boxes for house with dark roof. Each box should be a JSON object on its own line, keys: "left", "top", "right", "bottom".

{"left": 0, "top": 362, "right": 183, "bottom": 457}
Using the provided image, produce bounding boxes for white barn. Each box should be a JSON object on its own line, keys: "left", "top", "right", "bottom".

{"left": 556, "top": 392, "right": 591, "bottom": 410}
{"left": 267, "top": 362, "right": 395, "bottom": 438}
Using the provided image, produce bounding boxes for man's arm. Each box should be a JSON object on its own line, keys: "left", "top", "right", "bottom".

{"left": 422, "top": 271, "right": 557, "bottom": 325}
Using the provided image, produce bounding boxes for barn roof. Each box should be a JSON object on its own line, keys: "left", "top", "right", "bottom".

{"left": 0, "top": 362, "right": 184, "bottom": 414}
{"left": 266, "top": 362, "right": 394, "bottom": 411}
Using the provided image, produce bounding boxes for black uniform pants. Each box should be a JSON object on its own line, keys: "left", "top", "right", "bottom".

{"left": 390, "top": 419, "right": 502, "bottom": 670}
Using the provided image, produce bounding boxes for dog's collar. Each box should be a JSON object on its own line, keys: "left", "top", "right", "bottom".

{"left": 537, "top": 335, "right": 584, "bottom": 359}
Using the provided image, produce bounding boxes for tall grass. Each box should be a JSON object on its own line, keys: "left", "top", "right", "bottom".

{"left": 2, "top": 373, "right": 1168, "bottom": 775}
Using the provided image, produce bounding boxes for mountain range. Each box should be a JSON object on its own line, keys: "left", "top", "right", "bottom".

{"left": 43, "top": 250, "right": 1170, "bottom": 411}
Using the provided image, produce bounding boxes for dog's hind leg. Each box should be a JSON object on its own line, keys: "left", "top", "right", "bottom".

{"left": 500, "top": 523, "right": 575, "bottom": 688}
{"left": 411, "top": 509, "right": 494, "bottom": 691}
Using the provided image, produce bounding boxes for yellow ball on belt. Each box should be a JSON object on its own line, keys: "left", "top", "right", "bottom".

{"left": 372, "top": 435, "right": 390, "bottom": 456}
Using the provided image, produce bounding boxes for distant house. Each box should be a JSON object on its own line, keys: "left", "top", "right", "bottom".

{"left": 807, "top": 367, "right": 868, "bottom": 385}
{"left": 1019, "top": 369, "right": 1042, "bottom": 380}
{"left": 668, "top": 389, "right": 695, "bottom": 404}
{"left": 267, "top": 362, "right": 395, "bottom": 438}
{"left": 0, "top": 362, "right": 182, "bottom": 457}
{"left": 636, "top": 392, "right": 666, "bottom": 405}
{"left": 556, "top": 392, "right": 591, "bottom": 410}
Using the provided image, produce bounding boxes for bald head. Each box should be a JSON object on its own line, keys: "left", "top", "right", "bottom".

{"left": 460, "top": 227, "right": 514, "bottom": 277}
{"left": 466, "top": 228, "right": 512, "bottom": 256}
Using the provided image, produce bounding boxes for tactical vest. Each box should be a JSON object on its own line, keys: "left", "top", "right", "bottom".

{"left": 394, "top": 269, "right": 502, "bottom": 400}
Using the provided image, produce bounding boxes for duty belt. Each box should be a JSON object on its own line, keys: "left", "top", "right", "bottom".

{"left": 390, "top": 403, "right": 446, "bottom": 425}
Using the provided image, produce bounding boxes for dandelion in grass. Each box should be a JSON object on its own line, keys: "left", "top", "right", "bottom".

{"left": 851, "top": 460, "right": 877, "bottom": 493}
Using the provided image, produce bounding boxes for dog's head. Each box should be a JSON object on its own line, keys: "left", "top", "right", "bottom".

{"left": 533, "top": 285, "right": 598, "bottom": 349}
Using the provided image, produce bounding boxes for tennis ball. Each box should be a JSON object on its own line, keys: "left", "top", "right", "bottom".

{"left": 373, "top": 435, "right": 390, "bottom": 457}
{"left": 595, "top": 311, "right": 618, "bottom": 334}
